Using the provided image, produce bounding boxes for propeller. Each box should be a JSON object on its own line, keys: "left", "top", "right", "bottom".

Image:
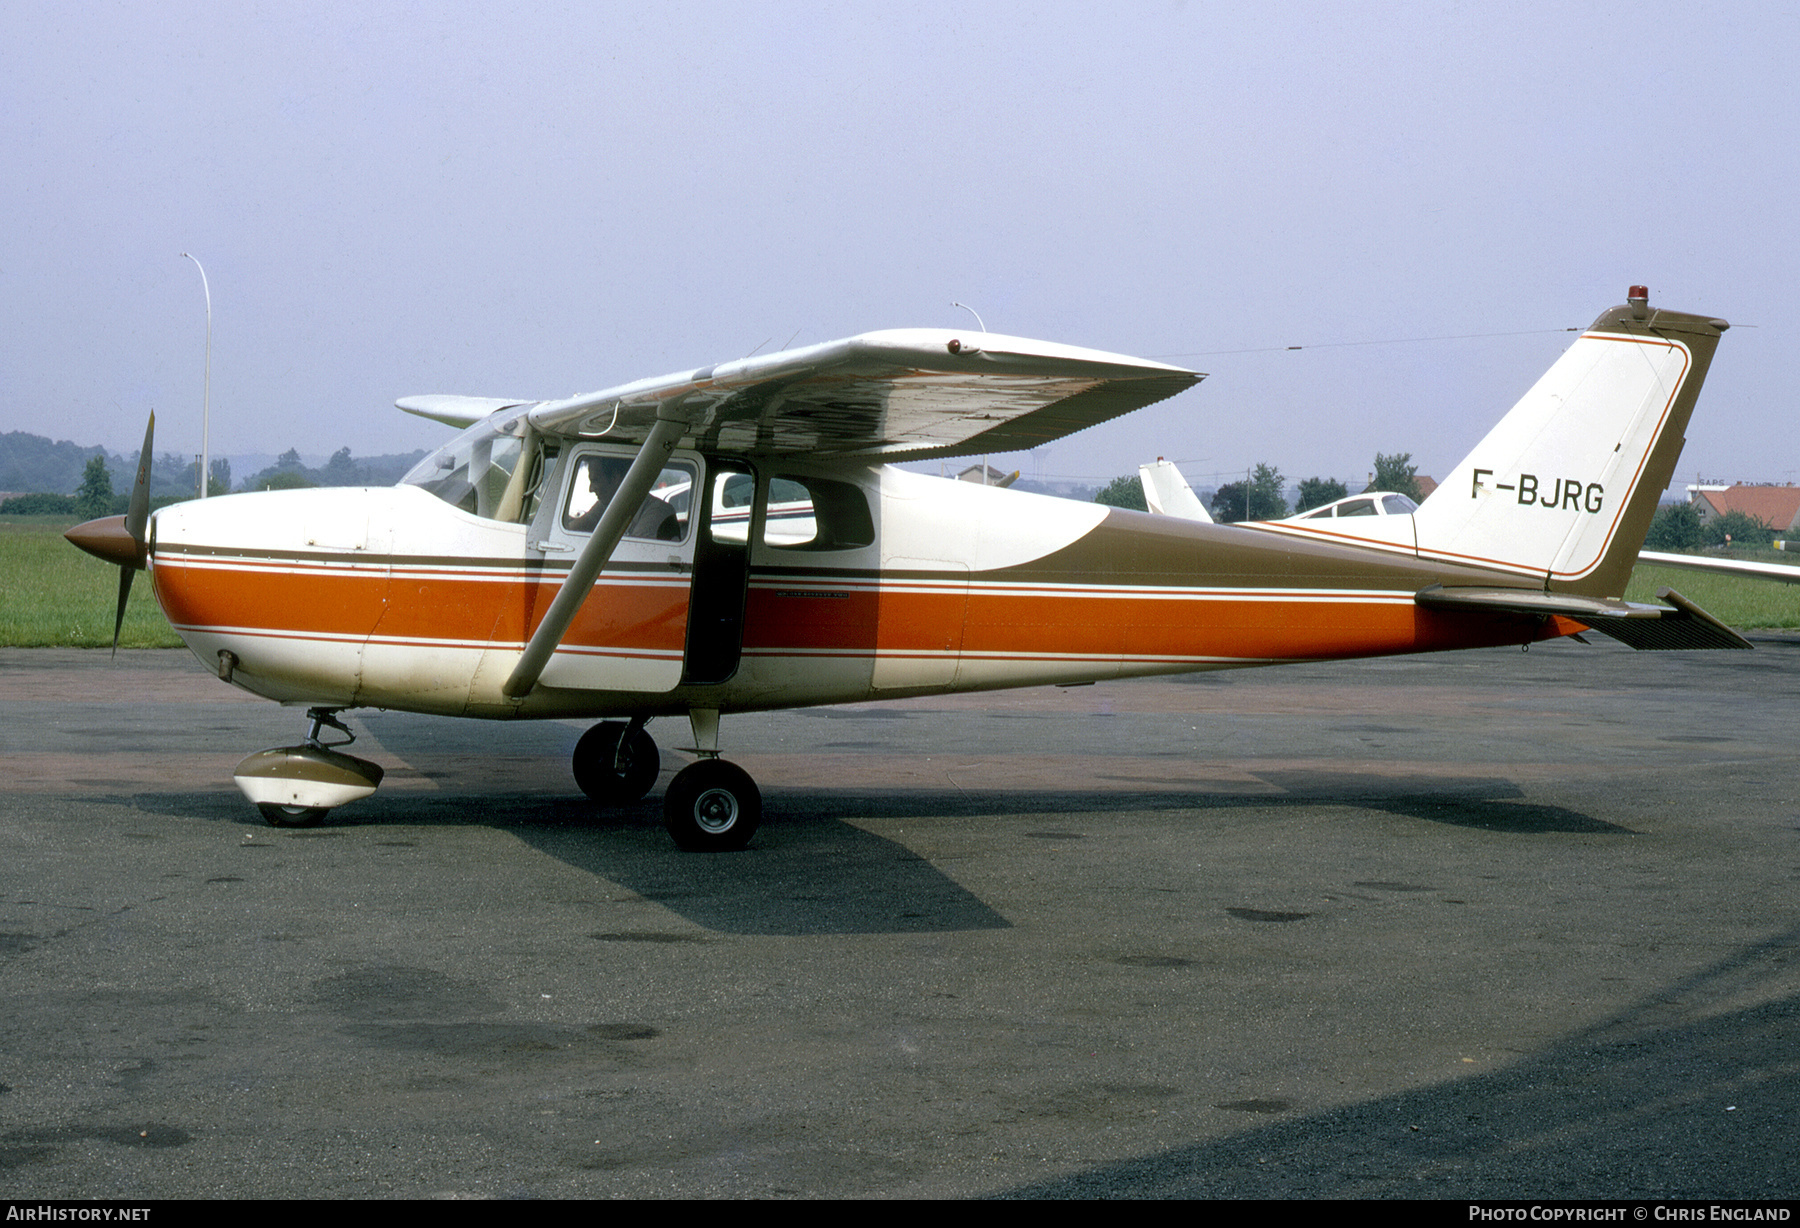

{"left": 64, "top": 411, "right": 154, "bottom": 654}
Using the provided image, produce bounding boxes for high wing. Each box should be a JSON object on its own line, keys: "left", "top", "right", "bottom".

{"left": 1638, "top": 549, "right": 1800, "bottom": 586}
{"left": 403, "top": 330, "right": 1201, "bottom": 460}
{"left": 397, "top": 395, "right": 534, "bottom": 429}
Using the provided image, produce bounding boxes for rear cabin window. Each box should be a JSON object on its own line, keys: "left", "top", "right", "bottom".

{"left": 761, "top": 476, "right": 874, "bottom": 551}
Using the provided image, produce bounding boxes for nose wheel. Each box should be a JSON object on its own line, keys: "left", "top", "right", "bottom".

{"left": 234, "top": 708, "right": 384, "bottom": 829}
{"left": 662, "top": 759, "right": 761, "bottom": 852}
{"left": 257, "top": 803, "right": 329, "bottom": 828}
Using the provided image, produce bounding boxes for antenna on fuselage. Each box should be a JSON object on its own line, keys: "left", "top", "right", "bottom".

{"left": 951, "top": 302, "right": 987, "bottom": 332}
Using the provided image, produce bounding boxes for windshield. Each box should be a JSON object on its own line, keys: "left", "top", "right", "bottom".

{"left": 402, "top": 410, "right": 543, "bottom": 522}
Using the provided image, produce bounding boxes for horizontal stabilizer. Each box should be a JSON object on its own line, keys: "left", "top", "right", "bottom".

{"left": 1415, "top": 584, "right": 1752, "bottom": 651}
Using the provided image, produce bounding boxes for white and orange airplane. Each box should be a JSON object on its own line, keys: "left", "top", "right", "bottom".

{"left": 67, "top": 287, "right": 1743, "bottom": 850}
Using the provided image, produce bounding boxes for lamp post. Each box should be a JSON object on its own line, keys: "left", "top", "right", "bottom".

{"left": 181, "top": 253, "right": 212, "bottom": 498}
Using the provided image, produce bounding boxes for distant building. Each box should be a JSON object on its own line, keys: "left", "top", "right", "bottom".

{"left": 956, "top": 463, "right": 1017, "bottom": 487}
{"left": 1687, "top": 483, "right": 1800, "bottom": 533}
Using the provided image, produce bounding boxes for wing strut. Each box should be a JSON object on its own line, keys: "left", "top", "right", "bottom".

{"left": 502, "top": 409, "right": 689, "bottom": 700}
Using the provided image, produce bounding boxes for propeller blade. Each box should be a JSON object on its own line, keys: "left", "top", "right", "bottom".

{"left": 113, "top": 566, "right": 134, "bottom": 657}
{"left": 126, "top": 411, "right": 154, "bottom": 547}
{"left": 106, "top": 411, "right": 152, "bottom": 656}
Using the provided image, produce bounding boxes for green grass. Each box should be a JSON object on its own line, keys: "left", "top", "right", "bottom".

{"left": 0, "top": 516, "right": 184, "bottom": 648}
{"left": 2, "top": 514, "right": 1797, "bottom": 648}
{"left": 1625, "top": 558, "right": 1800, "bottom": 630}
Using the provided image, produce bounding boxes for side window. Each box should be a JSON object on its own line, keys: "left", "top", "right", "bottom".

{"left": 1336, "top": 498, "right": 1377, "bottom": 517}
{"left": 561, "top": 455, "right": 696, "bottom": 542}
{"left": 761, "top": 475, "right": 874, "bottom": 551}
{"left": 1380, "top": 494, "right": 1419, "bottom": 514}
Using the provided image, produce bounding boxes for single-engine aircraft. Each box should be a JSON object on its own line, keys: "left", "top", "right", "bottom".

{"left": 1636, "top": 550, "right": 1800, "bottom": 585}
{"left": 66, "top": 287, "right": 1746, "bottom": 851}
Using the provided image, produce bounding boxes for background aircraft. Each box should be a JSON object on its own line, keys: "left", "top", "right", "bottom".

{"left": 67, "top": 290, "right": 1741, "bottom": 851}
{"left": 1637, "top": 550, "right": 1800, "bottom": 585}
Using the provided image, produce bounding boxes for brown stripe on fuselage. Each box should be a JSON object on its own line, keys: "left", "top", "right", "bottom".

{"left": 1000, "top": 507, "right": 1532, "bottom": 592}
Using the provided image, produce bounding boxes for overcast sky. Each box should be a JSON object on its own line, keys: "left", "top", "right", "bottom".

{"left": 3, "top": 1, "right": 1794, "bottom": 491}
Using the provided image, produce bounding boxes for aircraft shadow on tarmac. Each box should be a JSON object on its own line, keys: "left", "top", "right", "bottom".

{"left": 124, "top": 765, "right": 1619, "bottom": 938}
{"left": 123, "top": 787, "right": 1012, "bottom": 937}
{"left": 994, "top": 924, "right": 1800, "bottom": 1200}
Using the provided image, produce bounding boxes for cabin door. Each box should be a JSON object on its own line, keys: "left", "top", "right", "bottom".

{"left": 531, "top": 444, "right": 701, "bottom": 693}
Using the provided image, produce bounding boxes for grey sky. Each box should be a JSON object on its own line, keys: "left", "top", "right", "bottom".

{"left": 3, "top": 1, "right": 1793, "bottom": 491}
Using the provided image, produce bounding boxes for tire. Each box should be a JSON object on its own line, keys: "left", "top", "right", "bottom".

{"left": 257, "top": 803, "right": 328, "bottom": 828}
{"left": 573, "top": 721, "right": 660, "bottom": 805}
{"left": 662, "top": 760, "right": 761, "bottom": 852}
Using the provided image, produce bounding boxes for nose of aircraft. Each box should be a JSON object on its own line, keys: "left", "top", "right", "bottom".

{"left": 65, "top": 514, "right": 147, "bottom": 569}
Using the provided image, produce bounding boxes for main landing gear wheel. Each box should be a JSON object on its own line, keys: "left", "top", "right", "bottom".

{"left": 256, "top": 803, "right": 329, "bottom": 828}
{"left": 662, "top": 760, "right": 761, "bottom": 852}
{"left": 573, "top": 721, "right": 661, "bottom": 805}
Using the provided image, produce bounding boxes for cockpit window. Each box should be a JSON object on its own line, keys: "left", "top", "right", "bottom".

{"left": 402, "top": 411, "right": 550, "bottom": 523}
{"left": 1380, "top": 493, "right": 1419, "bottom": 514}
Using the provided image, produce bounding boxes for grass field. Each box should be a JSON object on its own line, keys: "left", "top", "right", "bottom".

{"left": 0, "top": 516, "right": 183, "bottom": 648}
{"left": 3, "top": 514, "right": 1797, "bottom": 649}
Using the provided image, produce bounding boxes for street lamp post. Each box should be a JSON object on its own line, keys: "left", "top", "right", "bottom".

{"left": 181, "top": 253, "right": 212, "bottom": 499}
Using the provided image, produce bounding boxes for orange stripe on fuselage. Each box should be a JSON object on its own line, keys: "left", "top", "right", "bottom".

{"left": 153, "top": 556, "right": 691, "bottom": 653}
{"left": 744, "top": 585, "right": 1553, "bottom": 663}
{"left": 154, "top": 560, "right": 390, "bottom": 640}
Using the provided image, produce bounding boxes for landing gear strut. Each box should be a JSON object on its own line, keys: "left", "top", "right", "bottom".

{"left": 659, "top": 707, "right": 761, "bottom": 851}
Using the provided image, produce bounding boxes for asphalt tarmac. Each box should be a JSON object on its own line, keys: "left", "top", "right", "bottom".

{"left": 2, "top": 638, "right": 1798, "bottom": 1199}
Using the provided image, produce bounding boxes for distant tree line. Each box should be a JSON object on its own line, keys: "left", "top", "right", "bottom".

{"left": 238, "top": 447, "right": 424, "bottom": 492}
{"left": 0, "top": 431, "right": 113, "bottom": 497}
{"left": 1643, "top": 502, "right": 1778, "bottom": 551}
{"left": 0, "top": 429, "right": 426, "bottom": 513}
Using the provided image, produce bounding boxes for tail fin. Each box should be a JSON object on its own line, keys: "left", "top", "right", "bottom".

{"left": 1411, "top": 291, "right": 1727, "bottom": 598}
{"left": 1138, "top": 459, "right": 1213, "bottom": 522}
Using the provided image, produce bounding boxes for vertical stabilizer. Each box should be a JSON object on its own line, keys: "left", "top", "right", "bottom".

{"left": 1410, "top": 291, "right": 1726, "bottom": 598}
{"left": 1139, "top": 459, "right": 1213, "bottom": 522}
